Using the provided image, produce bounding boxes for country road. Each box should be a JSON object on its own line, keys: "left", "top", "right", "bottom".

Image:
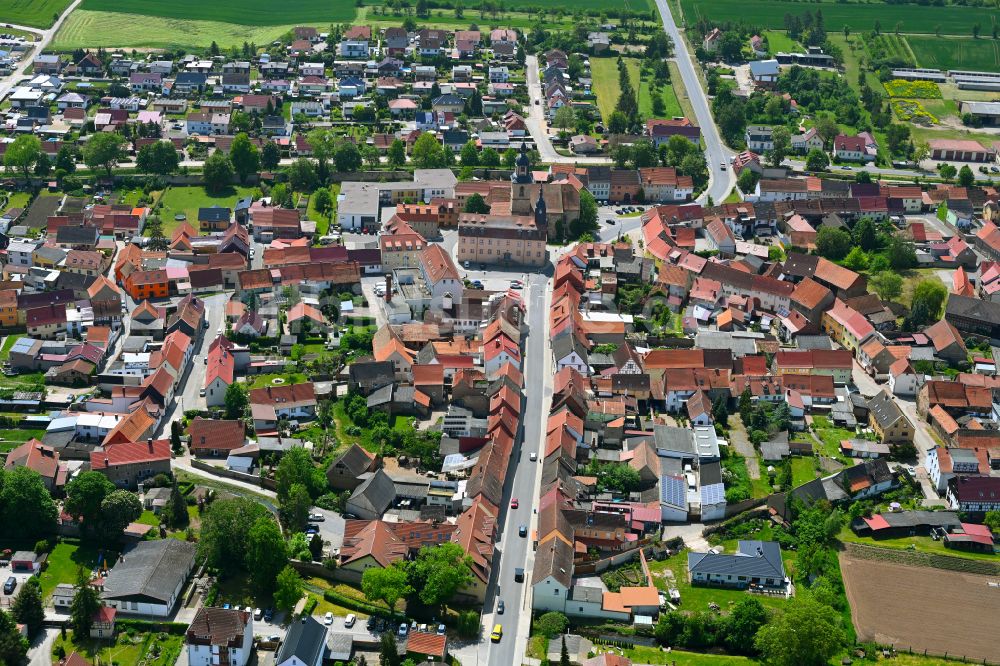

{"left": 653, "top": 0, "right": 736, "bottom": 204}
{"left": 0, "top": 0, "right": 82, "bottom": 101}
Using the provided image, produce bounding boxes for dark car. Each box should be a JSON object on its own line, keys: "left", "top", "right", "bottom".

{"left": 497, "top": 600, "right": 505, "bottom": 614}
{"left": 518, "top": 525, "right": 527, "bottom": 537}
{"left": 4, "top": 577, "right": 16, "bottom": 595}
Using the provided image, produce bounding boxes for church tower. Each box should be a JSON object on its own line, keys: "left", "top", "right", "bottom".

{"left": 511, "top": 142, "right": 531, "bottom": 184}
{"left": 534, "top": 187, "right": 547, "bottom": 229}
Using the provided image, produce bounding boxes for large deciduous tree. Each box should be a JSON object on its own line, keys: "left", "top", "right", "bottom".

{"left": 83, "top": 133, "right": 125, "bottom": 177}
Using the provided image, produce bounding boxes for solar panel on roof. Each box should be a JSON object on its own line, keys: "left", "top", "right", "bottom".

{"left": 660, "top": 475, "right": 686, "bottom": 509}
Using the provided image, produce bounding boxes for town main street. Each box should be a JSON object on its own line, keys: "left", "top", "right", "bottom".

{"left": 475, "top": 271, "right": 553, "bottom": 666}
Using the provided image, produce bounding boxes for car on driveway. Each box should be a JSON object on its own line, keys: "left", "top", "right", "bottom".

{"left": 398, "top": 623, "right": 408, "bottom": 637}
{"left": 310, "top": 513, "right": 325, "bottom": 522}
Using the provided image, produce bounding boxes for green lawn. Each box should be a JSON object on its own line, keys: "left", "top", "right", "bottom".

{"left": 38, "top": 541, "right": 103, "bottom": 600}
{"left": 647, "top": 553, "right": 788, "bottom": 613}
{"left": 0, "top": 0, "right": 74, "bottom": 27}
{"left": 838, "top": 526, "right": 998, "bottom": 561}
{"left": 762, "top": 30, "right": 802, "bottom": 54}
{"left": 306, "top": 183, "right": 340, "bottom": 237}
{"left": 135, "top": 510, "right": 161, "bottom": 527}
{"left": 623, "top": 647, "right": 756, "bottom": 665}
{"left": 809, "top": 415, "right": 856, "bottom": 461}
{"left": 908, "top": 35, "right": 1000, "bottom": 73}
{"left": 154, "top": 185, "right": 255, "bottom": 237}
{"left": 0, "top": 335, "right": 24, "bottom": 361}
{"left": 639, "top": 77, "right": 684, "bottom": 120}
{"left": 592, "top": 57, "right": 641, "bottom": 123}
{"left": 247, "top": 372, "right": 309, "bottom": 389}
{"left": 1, "top": 192, "right": 31, "bottom": 214}
{"left": 0, "top": 429, "right": 48, "bottom": 453}
{"left": 53, "top": 630, "right": 183, "bottom": 666}
{"left": 790, "top": 456, "right": 818, "bottom": 487}
{"left": 680, "top": 0, "right": 1000, "bottom": 35}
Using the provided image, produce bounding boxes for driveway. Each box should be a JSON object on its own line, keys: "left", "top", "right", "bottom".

{"left": 728, "top": 416, "right": 760, "bottom": 480}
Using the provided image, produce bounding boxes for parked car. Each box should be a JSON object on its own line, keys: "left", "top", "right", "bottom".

{"left": 345, "top": 614, "right": 356, "bottom": 627}
{"left": 325, "top": 612, "right": 334, "bottom": 625}
{"left": 398, "top": 623, "right": 408, "bottom": 637}
{"left": 310, "top": 513, "right": 325, "bottom": 522}
{"left": 3, "top": 577, "right": 15, "bottom": 595}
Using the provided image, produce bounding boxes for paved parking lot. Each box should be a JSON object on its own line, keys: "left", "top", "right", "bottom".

{"left": 0, "top": 567, "right": 37, "bottom": 609}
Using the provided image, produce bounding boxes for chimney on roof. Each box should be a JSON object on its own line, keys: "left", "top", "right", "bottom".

{"left": 385, "top": 273, "right": 393, "bottom": 303}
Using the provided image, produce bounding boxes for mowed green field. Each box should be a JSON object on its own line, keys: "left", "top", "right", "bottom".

{"left": 52, "top": 10, "right": 302, "bottom": 49}
{"left": 79, "top": 0, "right": 357, "bottom": 24}
{"left": 908, "top": 35, "right": 1000, "bottom": 72}
{"left": 679, "top": 0, "right": 1000, "bottom": 36}
{"left": 2, "top": 0, "right": 74, "bottom": 27}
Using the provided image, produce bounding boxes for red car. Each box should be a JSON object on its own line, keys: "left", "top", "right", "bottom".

{"left": 510, "top": 498, "right": 519, "bottom": 509}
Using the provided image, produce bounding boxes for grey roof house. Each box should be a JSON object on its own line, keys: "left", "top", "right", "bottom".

{"left": 277, "top": 616, "right": 328, "bottom": 666}
{"left": 345, "top": 468, "right": 395, "bottom": 519}
{"left": 101, "top": 539, "right": 197, "bottom": 616}
{"left": 688, "top": 540, "right": 786, "bottom": 589}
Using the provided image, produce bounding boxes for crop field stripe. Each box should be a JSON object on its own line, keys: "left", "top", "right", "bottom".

{"left": 78, "top": 0, "right": 357, "bottom": 25}
{"left": 680, "top": 0, "right": 1000, "bottom": 36}
{"left": 2, "top": 0, "right": 74, "bottom": 27}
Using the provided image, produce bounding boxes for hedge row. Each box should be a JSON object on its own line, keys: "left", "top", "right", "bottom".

{"left": 322, "top": 589, "right": 399, "bottom": 619}
{"left": 116, "top": 619, "right": 189, "bottom": 636}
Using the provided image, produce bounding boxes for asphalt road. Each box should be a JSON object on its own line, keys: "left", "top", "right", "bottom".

{"left": 653, "top": 0, "right": 735, "bottom": 204}
{"left": 485, "top": 272, "right": 552, "bottom": 666}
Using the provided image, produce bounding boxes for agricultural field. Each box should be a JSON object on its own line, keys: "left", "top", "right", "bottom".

{"left": 908, "top": 35, "right": 1000, "bottom": 73}
{"left": 1, "top": 0, "right": 74, "bottom": 28}
{"left": 678, "top": 0, "right": 999, "bottom": 36}
{"left": 865, "top": 33, "right": 916, "bottom": 67}
{"left": 79, "top": 0, "right": 355, "bottom": 25}
{"left": 841, "top": 555, "right": 1000, "bottom": 663}
{"left": 52, "top": 10, "right": 302, "bottom": 50}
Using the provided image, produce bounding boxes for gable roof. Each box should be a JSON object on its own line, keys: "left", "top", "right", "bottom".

{"left": 277, "top": 616, "right": 327, "bottom": 666}
{"left": 101, "top": 539, "right": 196, "bottom": 603}
{"left": 188, "top": 418, "right": 245, "bottom": 452}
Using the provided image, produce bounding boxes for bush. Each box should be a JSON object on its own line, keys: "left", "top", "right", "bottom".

{"left": 323, "top": 589, "right": 396, "bottom": 618}
{"left": 535, "top": 612, "right": 569, "bottom": 638}
{"left": 891, "top": 99, "right": 937, "bottom": 124}
{"left": 883, "top": 79, "right": 942, "bottom": 99}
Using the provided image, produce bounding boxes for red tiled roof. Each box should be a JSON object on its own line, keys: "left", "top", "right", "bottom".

{"left": 188, "top": 418, "right": 245, "bottom": 452}
{"left": 91, "top": 439, "right": 171, "bottom": 469}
